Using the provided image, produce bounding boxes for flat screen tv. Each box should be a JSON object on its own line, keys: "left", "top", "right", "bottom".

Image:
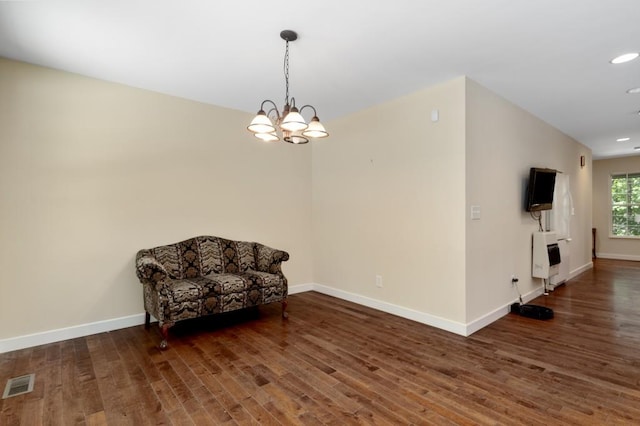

{"left": 525, "top": 167, "right": 557, "bottom": 212}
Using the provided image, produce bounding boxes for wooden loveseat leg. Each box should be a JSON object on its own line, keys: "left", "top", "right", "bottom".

{"left": 282, "top": 299, "right": 289, "bottom": 319}
{"left": 144, "top": 312, "right": 151, "bottom": 329}
{"left": 159, "top": 323, "right": 172, "bottom": 350}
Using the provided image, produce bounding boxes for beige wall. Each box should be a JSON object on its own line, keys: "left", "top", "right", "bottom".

{"left": 593, "top": 156, "right": 640, "bottom": 260}
{"left": 312, "top": 78, "right": 468, "bottom": 323}
{"left": 0, "top": 58, "right": 313, "bottom": 340}
{"left": 312, "top": 76, "right": 593, "bottom": 330}
{"left": 1, "top": 57, "right": 598, "bottom": 344}
{"left": 465, "top": 79, "right": 593, "bottom": 322}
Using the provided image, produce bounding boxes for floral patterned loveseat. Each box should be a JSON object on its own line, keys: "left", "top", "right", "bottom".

{"left": 135, "top": 235, "right": 289, "bottom": 348}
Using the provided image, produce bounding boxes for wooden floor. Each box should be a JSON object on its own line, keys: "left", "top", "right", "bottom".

{"left": 1, "top": 259, "right": 639, "bottom": 425}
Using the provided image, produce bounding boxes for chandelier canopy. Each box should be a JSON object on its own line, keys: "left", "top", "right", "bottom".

{"left": 247, "top": 30, "right": 328, "bottom": 144}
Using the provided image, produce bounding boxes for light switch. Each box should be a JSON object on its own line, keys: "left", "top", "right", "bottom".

{"left": 431, "top": 109, "right": 439, "bottom": 122}
{"left": 471, "top": 205, "right": 481, "bottom": 220}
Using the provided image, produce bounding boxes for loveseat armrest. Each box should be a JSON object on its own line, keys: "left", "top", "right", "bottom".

{"left": 135, "top": 250, "right": 168, "bottom": 287}
{"left": 255, "top": 243, "right": 290, "bottom": 274}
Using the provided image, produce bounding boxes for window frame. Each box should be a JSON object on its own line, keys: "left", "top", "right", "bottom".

{"left": 609, "top": 172, "right": 640, "bottom": 239}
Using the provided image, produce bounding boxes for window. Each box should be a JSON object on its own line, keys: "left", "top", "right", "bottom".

{"left": 611, "top": 173, "right": 640, "bottom": 237}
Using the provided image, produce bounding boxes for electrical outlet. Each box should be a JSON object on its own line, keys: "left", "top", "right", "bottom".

{"left": 375, "top": 275, "right": 383, "bottom": 288}
{"left": 511, "top": 275, "right": 518, "bottom": 285}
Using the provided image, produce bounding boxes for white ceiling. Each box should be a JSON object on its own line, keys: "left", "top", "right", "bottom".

{"left": 1, "top": 0, "right": 639, "bottom": 159}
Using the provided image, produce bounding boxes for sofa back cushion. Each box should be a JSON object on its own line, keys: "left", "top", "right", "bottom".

{"left": 217, "top": 238, "right": 256, "bottom": 273}
{"left": 197, "top": 236, "right": 225, "bottom": 275}
{"left": 178, "top": 238, "right": 203, "bottom": 278}
{"left": 147, "top": 236, "right": 256, "bottom": 279}
{"left": 237, "top": 241, "right": 257, "bottom": 271}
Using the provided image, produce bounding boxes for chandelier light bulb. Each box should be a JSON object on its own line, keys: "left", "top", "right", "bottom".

{"left": 255, "top": 132, "right": 279, "bottom": 142}
{"left": 283, "top": 130, "right": 309, "bottom": 144}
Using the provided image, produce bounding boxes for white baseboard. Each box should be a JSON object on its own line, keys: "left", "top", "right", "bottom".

{"left": 0, "top": 285, "right": 471, "bottom": 353}
{"left": 570, "top": 261, "right": 594, "bottom": 278}
{"left": 597, "top": 253, "right": 640, "bottom": 262}
{"left": 310, "top": 284, "right": 468, "bottom": 336}
{"left": 466, "top": 261, "right": 595, "bottom": 335}
{"left": 0, "top": 283, "right": 321, "bottom": 354}
{"left": 465, "top": 284, "right": 545, "bottom": 335}
{"left": 0, "top": 269, "right": 598, "bottom": 354}
{"left": 288, "top": 283, "right": 315, "bottom": 294}
{"left": 0, "top": 313, "right": 146, "bottom": 354}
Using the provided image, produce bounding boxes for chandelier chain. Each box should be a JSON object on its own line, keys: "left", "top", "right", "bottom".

{"left": 283, "top": 40, "right": 290, "bottom": 107}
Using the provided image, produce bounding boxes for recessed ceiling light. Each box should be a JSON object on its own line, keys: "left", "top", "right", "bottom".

{"left": 627, "top": 87, "right": 640, "bottom": 94}
{"left": 611, "top": 52, "right": 639, "bottom": 64}
{"left": 634, "top": 146, "right": 640, "bottom": 151}
{"left": 617, "top": 137, "right": 631, "bottom": 142}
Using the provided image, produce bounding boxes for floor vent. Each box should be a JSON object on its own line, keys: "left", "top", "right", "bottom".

{"left": 2, "top": 374, "right": 35, "bottom": 399}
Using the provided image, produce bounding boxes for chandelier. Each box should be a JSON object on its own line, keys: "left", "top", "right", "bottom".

{"left": 247, "top": 30, "right": 329, "bottom": 144}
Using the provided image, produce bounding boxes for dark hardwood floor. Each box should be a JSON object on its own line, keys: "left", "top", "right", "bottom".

{"left": 1, "top": 258, "right": 639, "bottom": 425}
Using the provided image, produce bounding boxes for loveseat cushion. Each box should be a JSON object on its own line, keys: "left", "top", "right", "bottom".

{"left": 202, "top": 273, "right": 251, "bottom": 295}
{"left": 240, "top": 270, "right": 287, "bottom": 303}
{"left": 157, "top": 270, "right": 286, "bottom": 322}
